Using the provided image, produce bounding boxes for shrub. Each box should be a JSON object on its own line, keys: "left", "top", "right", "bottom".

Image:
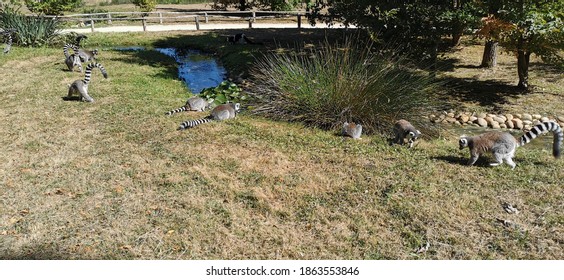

{"left": 199, "top": 81, "right": 250, "bottom": 107}
{"left": 24, "top": 0, "right": 82, "bottom": 15}
{"left": 249, "top": 37, "right": 442, "bottom": 135}
{"left": 131, "top": 0, "right": 157, "bottom": 12}
{"left": 0, "top": 4, "right": 62, "bottom": 47}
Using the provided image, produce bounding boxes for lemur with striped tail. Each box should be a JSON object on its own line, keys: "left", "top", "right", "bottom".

{"left": 165, "top": 96, "right": 210, "bottom": 115}
{"left": 459, "top": 121, "right": 563, "bottom": 169}
{"left": 2, "top": 29, "right": 16, "bottom": 54}
{"left": 392, "top": 119, "right": 421, "bottom": 148}
{"left": 72, "top": 33, "right": 98, "bottom": 63}
{"left": 63, "top": 43, "right": 82, "bottom": 72}
{"left": 67, "top": 63, "right": 108, "bottom": 102}
{"left": 342, "top": 122, "right": 362, "bottom": 139}
{"left": 178, "top": 103, "right": 240, "bottom": 130}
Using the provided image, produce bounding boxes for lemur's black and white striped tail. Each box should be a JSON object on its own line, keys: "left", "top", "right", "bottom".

{"left": 2, "top": 29, "right": 17, "bottom": 54}
{"left": 177, "top": 117, "right": 213, "bottom": 130}
{"left": 3, "top": 32, "right": 13, "bottom": 54}
{"left": 519, "top": 121, "right": 563, "bottom": 158}
{"left": 83, "top": 63, "right": 108, "bottom": 85}
{"left": 63, "top": 43, "right": 80, "bottom": 58}
{"left": 165, "top": 107, "right": 187, "bottom": 116}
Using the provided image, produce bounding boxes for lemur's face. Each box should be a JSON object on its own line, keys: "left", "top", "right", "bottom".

{"left": 459, "top": 138, "right": 469, "bottom": 150}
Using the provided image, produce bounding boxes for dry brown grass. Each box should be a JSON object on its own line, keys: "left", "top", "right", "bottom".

{"left": 437, "top": 40, "right": 564, "bottom": 115}
{"left": 0, "top": 32, "right": 562, "bottom": 260}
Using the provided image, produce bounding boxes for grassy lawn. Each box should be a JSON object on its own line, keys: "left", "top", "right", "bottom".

{"left": 0, "top": 30, "right": 562, "bottom": 260}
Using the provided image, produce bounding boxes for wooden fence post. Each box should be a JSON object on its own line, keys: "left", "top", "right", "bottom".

{"left": 248, "top": 12, "right": 254, "bottom": 29}
{"left": 90, "top": 18, "right": 94, "bottom": 32}
{"left": 142, "top": 16, "right": 147, "bottom": 31}
{"left": 195, "top": 16, "right": 200, "bottom": 30}
{"left": 107, "top": 13, "right": 112, "bottom": 24}
{"left": 204, "top": 12, "right": 208, "bottom": 23}
{"left": 297, "top": 14, "right": 301, "bottom": 29}
{"left": 159, "top": 12, "right": 163, "bottom": 24}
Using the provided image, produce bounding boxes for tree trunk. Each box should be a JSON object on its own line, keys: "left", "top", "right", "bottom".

{"left": 481, "top": 40, "right": 498, "bottom": 68}
{"left": 452, "top": 32, "right": 463, "bottom": 46}
{"left": 517, "top": 50, "right": 530, "bottom": 89}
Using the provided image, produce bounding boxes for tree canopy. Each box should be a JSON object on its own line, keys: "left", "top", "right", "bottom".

{"left": 213, "top": 0, "right": 303, "bottom": 11}
{"left": 308, "top": 0, "right": 563, "bottom": 88}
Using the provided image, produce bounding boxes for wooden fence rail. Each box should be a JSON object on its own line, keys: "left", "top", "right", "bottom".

{"left": 47, "top": 11, "right": 307, "bottom": 32}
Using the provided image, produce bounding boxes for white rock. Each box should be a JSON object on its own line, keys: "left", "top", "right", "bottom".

{"left": 477, "top": 118, "right": 488, "bottom": 127}
{"left": 512, "top": 119, "right": 524, "bottom": 129}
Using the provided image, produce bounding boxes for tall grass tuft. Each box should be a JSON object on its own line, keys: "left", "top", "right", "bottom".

{"left": 0, "top": 4, "right": 62, "bottom": 47}
{"left": 250, "top": 38, "right": 443, "bottom": 135}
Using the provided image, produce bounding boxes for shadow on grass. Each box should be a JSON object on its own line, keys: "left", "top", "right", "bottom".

{"left": 433, "top": 155, "right": 466, "bottom": 166}
{"left": 436, "top": 77, "right": 527, "bottom": 111}
{"left": 61, "top": 96, "right": 81, "bottom": 101}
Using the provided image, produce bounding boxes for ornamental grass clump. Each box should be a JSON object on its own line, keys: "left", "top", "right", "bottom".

{"left": 0, "top": 4, "right": 62, "bottom": 47}
{"left": 250, "top": 38, "right": 442, "bottom": 135}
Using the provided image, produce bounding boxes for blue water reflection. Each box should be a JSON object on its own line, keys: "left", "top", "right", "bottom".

{"left": 155, "top": 48, "right": 227, "bottom": 94}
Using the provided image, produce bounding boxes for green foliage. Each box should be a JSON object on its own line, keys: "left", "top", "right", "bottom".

{"left": 497, "top": 1, "right": 564, "bottom": 64}
{"left": 261, "top": 0, "right": 301, "bottom": 11}
{"left": 250, "top": 38, "right": 442, "bottom": 135}
{"left": 24, "top": 0, "right": 82, "bottom": 15}
{"left": 0, "top": 4, "right": 62, "bottom": 47}
{"left": 80, "top": 7, "right": 109, "bottom": 15}
{"left": 439, "top": 4, "right": 483, "bottom": 37}
{"left": 307, "top": 1, "right": 482, "bottom": 63}
{"left": 213, "top": 0, "right": 304, "bottom": 11}
{"left": 155, "top": 0, "right": 211, "bottom": 3}
{"left": 199, "top": 81, "right": 250, "bottom": 107}
{"left": 131, "top": 0, "right": 157, "bottom": 12}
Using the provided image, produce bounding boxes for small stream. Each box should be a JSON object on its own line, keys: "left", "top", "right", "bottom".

{"left": 155, "top": 48, "right": 227, "bottom": 94}
{"left": 115, "top": 46, "right": 227, "bottom": 94}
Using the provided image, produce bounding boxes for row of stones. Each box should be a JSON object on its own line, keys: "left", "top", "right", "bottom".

{"left": 430, "top": 111, "right": 564, "bottom": 130}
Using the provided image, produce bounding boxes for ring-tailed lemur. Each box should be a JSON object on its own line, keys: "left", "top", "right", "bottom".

{"left": 393, "top": 119, "right": 421, "bottom": 148}
{"left": 64, "top": 43, "right": 82, "bottom": 72}
{"left": 2, "top": 29, "right": 16, "bottom": 54}
{"left": 342, "top": 122, "right": 362, "bottom": 139}
{"left": 227, "top": 33, "right": 258, "bottom": 45}
{"left": 165, "top": 96, "right": 210, "bottom": 115}
{"left": 67, "top": 63, "right": 108, "bottom": 102}
{"left": 459, "top": 121, "right": 563, "bottom": 169}
{"left": 77, "top": 48, "right": 99, "bottom": 63}
{"left": 72, "top": 33, "right": 98, "bottom": 62}
{"left": 178, "top": 103, "right": 240, "bottom": 130}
